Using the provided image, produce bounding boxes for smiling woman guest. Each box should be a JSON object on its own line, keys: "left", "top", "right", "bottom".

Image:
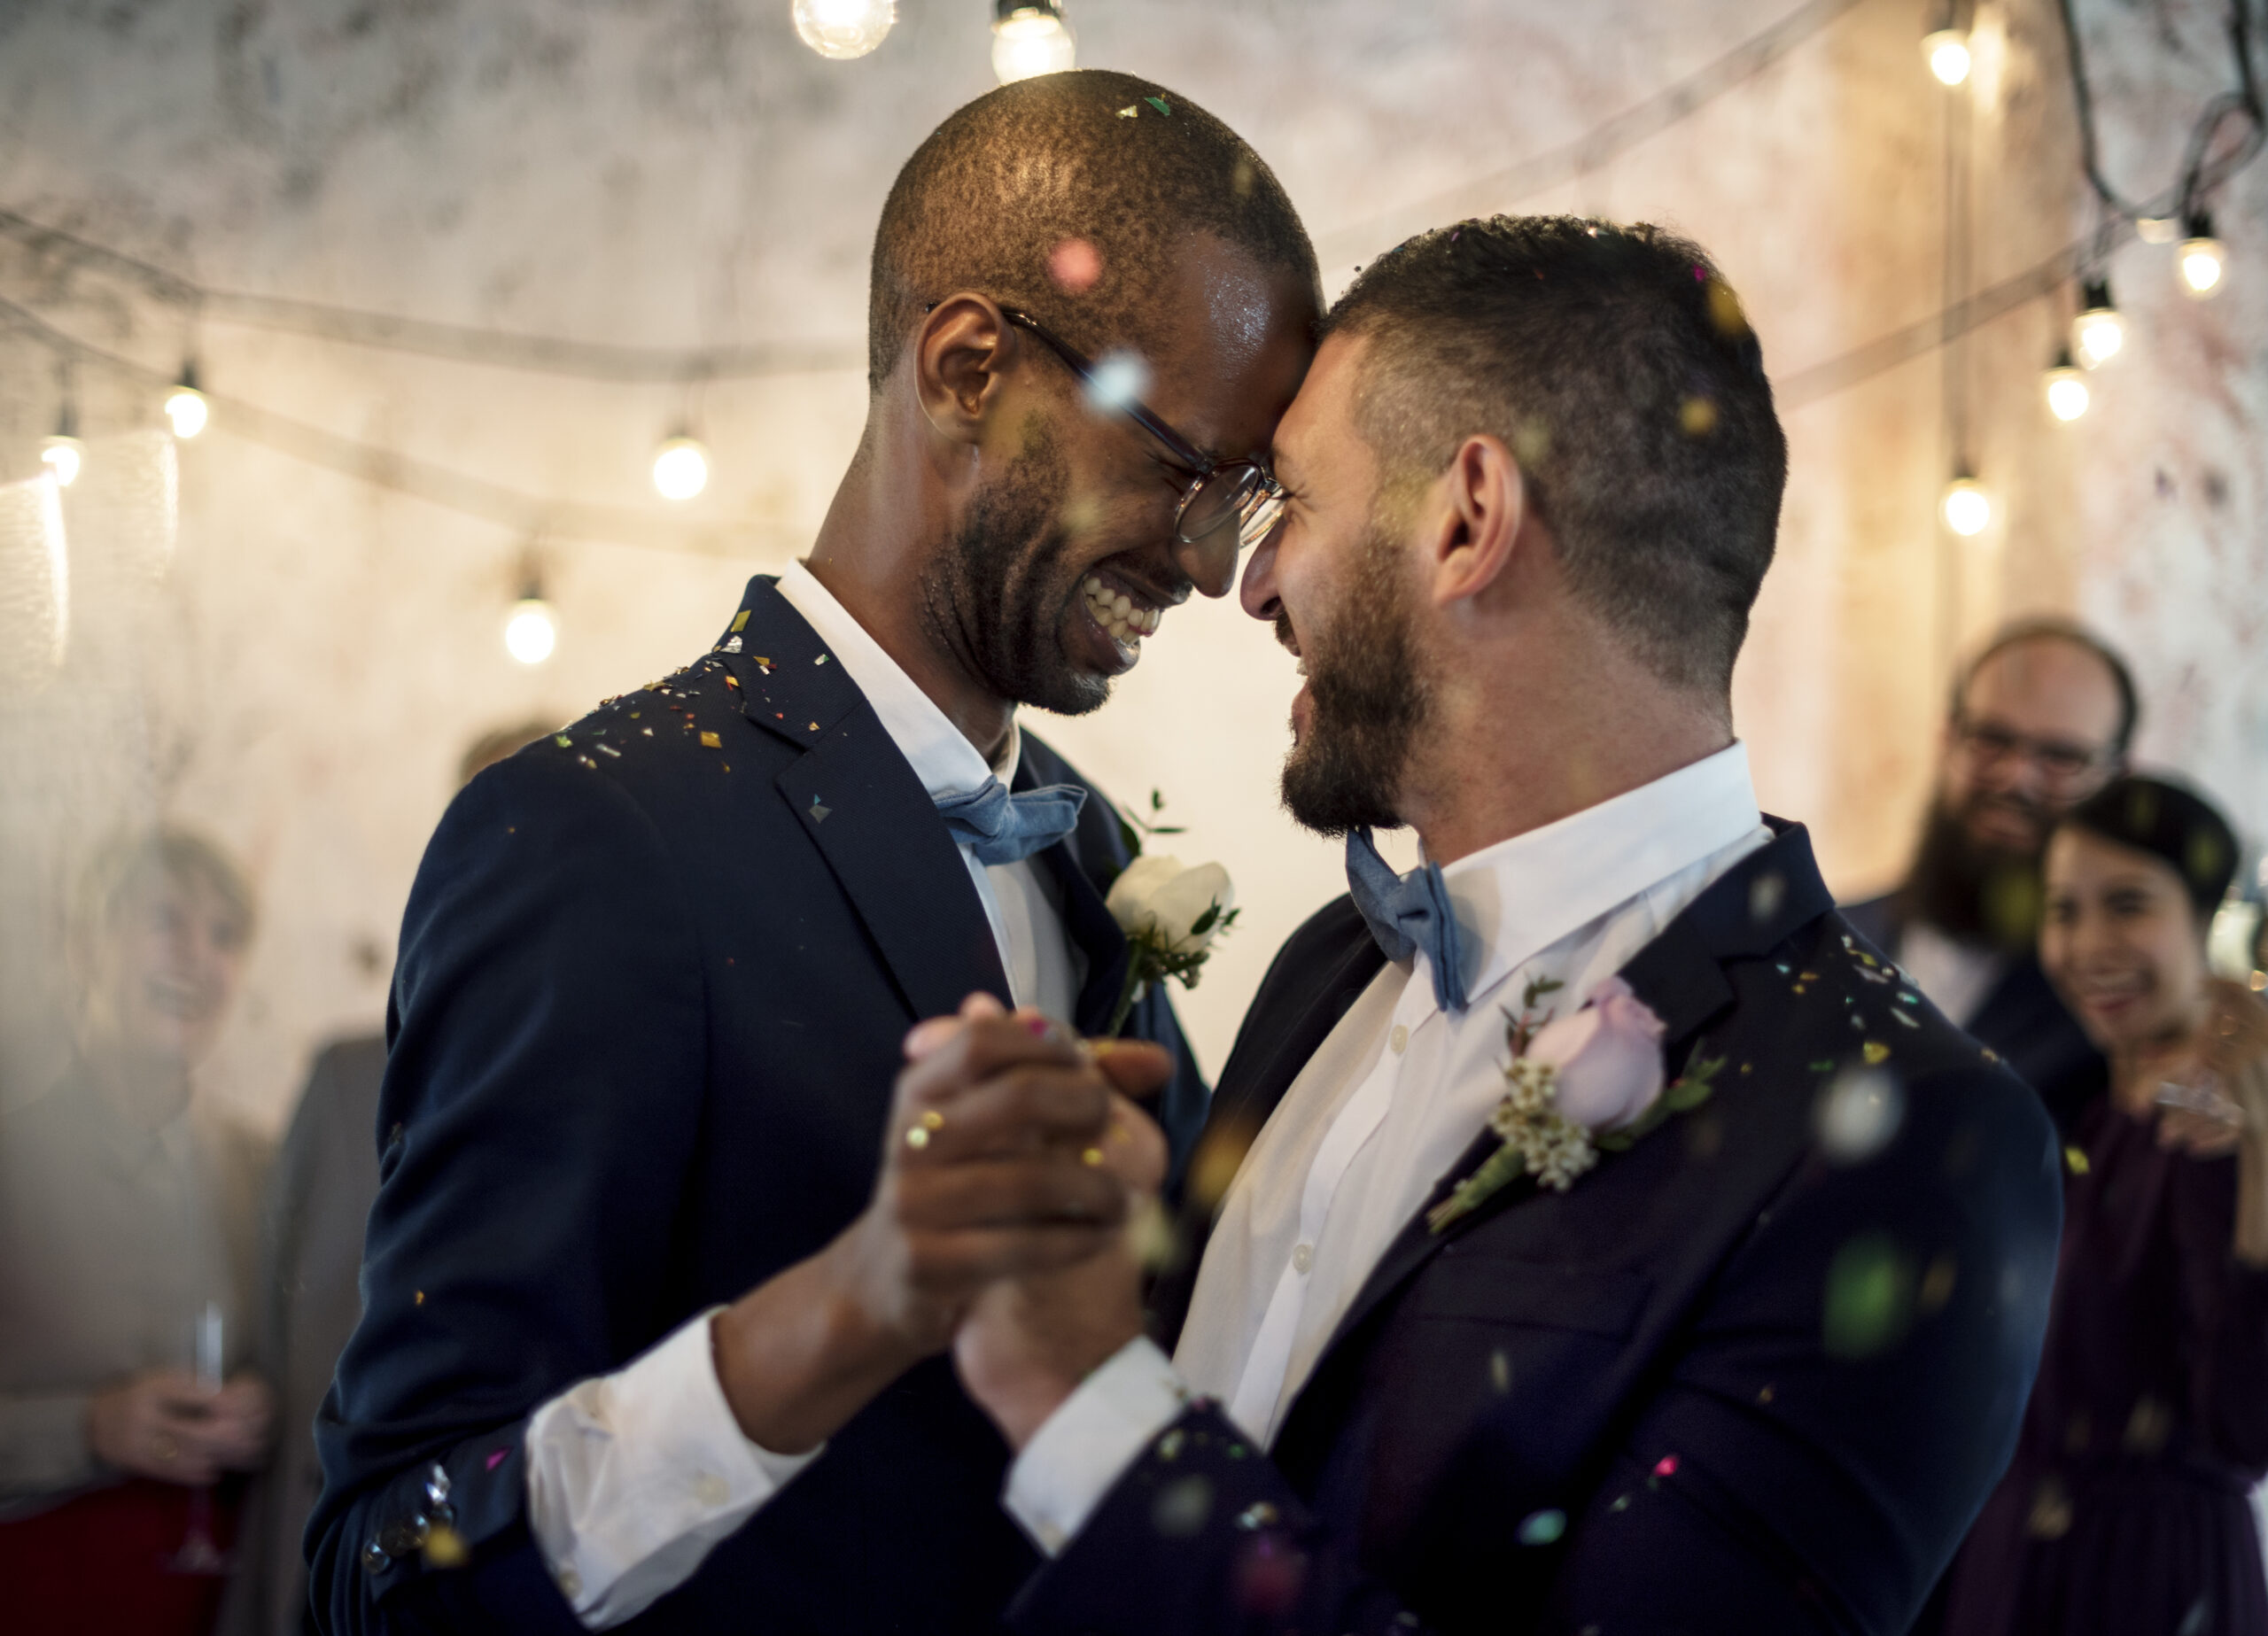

{"left": 1942, "top": 774, "right": 2268, "bottom": 1636}
{"left": 0, "top": 827, "right": 275, "bottom": 1636}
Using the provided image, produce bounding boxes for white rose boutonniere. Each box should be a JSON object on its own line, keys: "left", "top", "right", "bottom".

{"left": 1103, "top": 792, "right": 1238, "bottom": 1035}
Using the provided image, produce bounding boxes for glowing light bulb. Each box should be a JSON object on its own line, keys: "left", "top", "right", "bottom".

{"left": 2070, "top": 279, "right": 2124, "bottom": 369}
{"left": 504, "top": 598, "right": 557, "bottom": 665}
{"left": 2043, "top": 353, "right": 2090, "bottom": 422}
{"left": 165, "top": 384, "right": 208, "bottom": 438}
{"left": 1923, "top": 28, "right": 1971, "bottom": 86}
{"left": 993, "top": 2, "right": 1075, "bottom": 83}
{"left": 41, "top": 436, "right": 82, "bottom": 487}
{"left": 2178, "top": 213, "right": 2225, "bottom": 299}
{"left": 651, "top": 435, "right": 711, "bottom": 501}
{"left": 1941, "top": 476, "right": 1992, "bottom": 537}
{"left": 792, "top": 0, "right": 895, "bottom": 59}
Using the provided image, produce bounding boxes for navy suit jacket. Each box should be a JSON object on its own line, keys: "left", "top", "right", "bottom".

{"left": 307, "top": 578, "right": 1207, "bottom": 1635}
{"left": 1840, "top": 894, "right": 2105, "bottom": 1136}
{"left": 1013, "top": 824, "right": 2062, "bottom": 1636}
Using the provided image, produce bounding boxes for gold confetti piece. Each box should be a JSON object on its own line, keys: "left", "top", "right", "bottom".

{"left": 423, "top": 1523, "right": 469, "bottom": 1569}
{"left": 920, "top": 1110, "right": 944, "bottom": 1130}
{"left": 731, "top": 610, "right": 750, "bottom": 632}
{"left": 1862, "top": 1041, "right": 1890, "bottom": 1066}
{"left": 815, "top": 654, "right": 829, "bottom": 665}
{"left": 1082, "top": 1147, "right": 1104, "bottom": 1167}
{"left": 2064, "top": 1145, "right": 2090, "bottom": 1175}
{"left": 1118, "top": 103, "right": 1138, "bottom": 118}
{"left": 700, "top": 732, "right": 721, "bottom": 748}
{"left": 415, "top": 1291, "right": 425, "bottom": 1306}
{"left": 808, "top": 721, "right": 820, "bottom": 732}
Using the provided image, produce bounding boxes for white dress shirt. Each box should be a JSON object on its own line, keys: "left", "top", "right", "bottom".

{"left": 1006, "top": 743, "right": 1771, "bottom": 1555}
{"left": 524, "top": 560, "right": 1081, "bottom": 1626}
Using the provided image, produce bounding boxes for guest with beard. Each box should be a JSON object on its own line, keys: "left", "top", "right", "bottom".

{"left": 1845, "top": 620, "right": 2139, "bottom": 1133}
{"left": 1942, "top": 775, "right": 2268, "bottom": 1636}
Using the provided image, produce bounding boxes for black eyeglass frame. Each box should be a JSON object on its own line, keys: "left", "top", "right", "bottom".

{"left": 928, "top": 299, "right": 1288, "bottom": 553}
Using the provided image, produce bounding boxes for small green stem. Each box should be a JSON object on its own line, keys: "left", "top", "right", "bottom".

{"left": 1105, "top": 960, "right": 1147, "bottom": 1038}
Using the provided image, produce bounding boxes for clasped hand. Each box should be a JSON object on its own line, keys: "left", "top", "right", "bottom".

{"left": 896, "top": 995, "right": 1167, "bottom": 1451}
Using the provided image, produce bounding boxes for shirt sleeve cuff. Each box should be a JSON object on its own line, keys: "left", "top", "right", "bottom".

{"left": 524, "top": 1308, "right": 823, "bottom": 1628}
{"left": 1003, "top": 1336, "right": 1190, "bottom": 1557}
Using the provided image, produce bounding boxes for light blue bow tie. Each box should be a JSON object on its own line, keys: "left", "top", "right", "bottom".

{"left": 935, "top": 778, "right": 1088, "bottom": 866}
{"left": 1346, "top": 826, "right": 1468, "bottom": 1013}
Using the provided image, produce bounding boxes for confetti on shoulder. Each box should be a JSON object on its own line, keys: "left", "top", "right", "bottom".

{"left": 731, "top": 610, "right": 750, "bottom": 632}
{"left": 1118, "top": 103, "right": 1139, "bottom": 118}
{"left": 1146, "top": 96, "right": 1171, "bottom": 114}
{"left": 700, "top": 731, "right": 721, "bottom": 748}
{"left": 814, "top": 653, "right": 829, "bottom": 665}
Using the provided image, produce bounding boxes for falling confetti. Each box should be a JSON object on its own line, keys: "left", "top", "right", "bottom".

{"left": 1084, "top": 350, "right": 1153, "bottom": 415}
{"left": 1817, "top": 1066, "right": 1904, "bottom": 1163}
{"left": 1822, "top": 1234, "right": 1916, "bottom": 1358}
{"left": 1517, "top": 1508, "right": 1567, "bottom": 1546}
{"left": 1748, "top": 872, "right": 1786, "bottom": 922}
{"left": 1679, "top": 396, "right": 1719, "bottom": 436}
{"left": 1151, "top": 1475, "right": 1213, "bottom": 1536}
{"left": 1050, "top": 237, "right": 1103, "bottom": 294}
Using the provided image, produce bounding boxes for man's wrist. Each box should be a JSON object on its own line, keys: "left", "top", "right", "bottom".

{"left": 711, "top": 1242, "right": 928, "bottom": 1454}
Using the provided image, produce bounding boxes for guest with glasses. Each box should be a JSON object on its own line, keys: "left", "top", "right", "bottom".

{"left": 1845, "top": 618, "right": 2140, "bottom": 1135}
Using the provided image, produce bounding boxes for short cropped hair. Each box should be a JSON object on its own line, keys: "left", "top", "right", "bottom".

{"left": 1323, "top": 216, "right": 1787, "bottom": 699}
{"left": 868, "top": 71, "right": 1317, "bottom": 392}
{"left": 70, "top": 826, "right": 256, "bottom": 971}
{"left": 1953, "top": 617, "right": 2140, "bottom": 755}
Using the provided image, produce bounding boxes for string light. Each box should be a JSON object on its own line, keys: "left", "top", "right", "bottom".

{"left": 40, "top": 396, "right": 82, "bottom": 487}
{"left": 993, "top": 0, "right": 1075, "bottom": 84}
{"left": 2178, "top": 209, "right": 2226, "bottom": 298}
{"left": 1923, "top": 28, "right": 1972, "bottom": 87}
{"left": 1941, "top": 473, "right": 1992, "bottom": 537}
{"left": 2070, "top": 278, "right": 2124, "bottom": 369}
{"left": 164, "top": 361, "right": 208, "bottom": 438}
{"left": 791, "top": 0, "right": 895, "bottom": 60}
{"left": 650, "top": 433, "right": 711, "bottom": 501}
{"left": 2042, "top": 349, "right": 2090, "bottom": 421}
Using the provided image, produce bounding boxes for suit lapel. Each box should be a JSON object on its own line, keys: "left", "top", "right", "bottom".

{"left": 714, "top": 578, "right": 1012, "bottom": 1022}
{"left": 1282, "top": 821, "right": 1835, "bottom": 1410}
{"left": 1015, "top": 752, "right": 1133, "bottom": 1039}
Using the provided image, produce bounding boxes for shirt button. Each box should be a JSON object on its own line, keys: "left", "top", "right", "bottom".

{"left": 692, "top": 1471, "right": 729, "bottom": 1508}
{"left": 1292, "top": 1243, "right": 1314, "bottom": 1274}
{"left": 1390, "top": 1024, "right": 1409, "bottom": 1055}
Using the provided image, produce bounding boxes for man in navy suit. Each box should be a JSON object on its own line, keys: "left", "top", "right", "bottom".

{"left": 929, "top": 217, "right": 2065, "bottom": 1633}
{"left": 1841, "top": 620, "right": 2137, "bottom": 1136}
{"left": 307, "top": 72, "right": 1320, "bottom": 1634}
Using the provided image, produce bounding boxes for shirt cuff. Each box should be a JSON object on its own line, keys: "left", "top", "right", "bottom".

{"left": 1003, "top": 1337, "right": 1190, "bottom": 1556}
{"left": 524, "top": 1308, "right": 822, "bottom": 1628}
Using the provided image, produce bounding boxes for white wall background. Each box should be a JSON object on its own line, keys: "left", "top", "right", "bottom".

{"left": 2, "top": 0, "right": 2263, "bottom": 1130}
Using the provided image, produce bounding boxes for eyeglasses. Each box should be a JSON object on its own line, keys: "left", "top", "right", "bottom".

{"left": 1953, "top": 715, "right": 2120, "bottom": 789}
{"left": 996, "top": 306, "right": 1289, "bottom": 555}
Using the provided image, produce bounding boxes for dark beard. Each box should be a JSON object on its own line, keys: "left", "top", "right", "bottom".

{"left": 1899, "top": 793, "right": 2047, "bottom": 952}
{"left": 919, "top": 418, "right": 1107, "bottom": 718}
{"left": 1278, "top": 518, "right": 1430, "bottom": 836}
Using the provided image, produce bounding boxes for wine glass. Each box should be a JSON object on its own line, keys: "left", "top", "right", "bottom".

{"left": 165, "top": 1300, "right": 231, "bottom": 1575}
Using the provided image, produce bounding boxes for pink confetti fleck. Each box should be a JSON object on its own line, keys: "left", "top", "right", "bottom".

{"left": 486, "top": 1448, "right": 509, "bottom": 1471}
{"left": 1050, "top": 238, "right": 1103, "bottom": 295}
{"left": 1653, "top": 1454, "right": 1679, "bottom": 1477}
{"left": 1692, "top": 266, "right": 1707, "bottom": 282}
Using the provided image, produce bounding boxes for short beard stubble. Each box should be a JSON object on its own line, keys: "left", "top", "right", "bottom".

{"left": 919, "top": 416, "right": 1109, "bottom": 718}
{"left": 1278, "top": 511, "right": 1432, "bottom": 836}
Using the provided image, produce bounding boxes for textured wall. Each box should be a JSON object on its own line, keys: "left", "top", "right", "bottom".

{"left": 2, "top": 0, "right": 2262, "bottom": 1128}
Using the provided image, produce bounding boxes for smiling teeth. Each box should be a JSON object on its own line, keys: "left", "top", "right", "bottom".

{"left": 1083, "top": 574, "right": 1161, "bottom": 642}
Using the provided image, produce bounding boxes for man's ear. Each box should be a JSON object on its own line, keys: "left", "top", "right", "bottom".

{"left": 1424, "top": 433, "right": 1525, "bottom": 607}
{"left": 913, "top": 294, "right": 1017, "bottom": 446}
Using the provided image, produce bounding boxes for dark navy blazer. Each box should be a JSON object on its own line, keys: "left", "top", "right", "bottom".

{"left": 1014, "top": 825, "right": 2063, "bottom": 1636}
{"left": 1841, "top": 893, "right": 2106, "bottom": 1137}
{"left": 307, "top": 578, "right": 1208, "bottom": 1634}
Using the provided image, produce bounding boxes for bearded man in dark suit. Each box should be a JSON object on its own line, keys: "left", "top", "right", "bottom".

{"left": 920, "top": 216, "right": 2064, "bottom": 1635}
{"left": 307, "top": 72, "right": 1320, "bottom": 1635}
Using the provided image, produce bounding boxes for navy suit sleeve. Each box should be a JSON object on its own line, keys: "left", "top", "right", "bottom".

{"left": 1008, "top": 1059, "right": 2062, "bottom": 1636}
{"left": 307, "top": 749, "right": 708, "bottom": 1634}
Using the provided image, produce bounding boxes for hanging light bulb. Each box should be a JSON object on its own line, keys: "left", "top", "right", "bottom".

{"left": 2042, "top": 349, "right": 2090, "bottom": 422}
{"left": 1922, "top": 27, "right": 1972, "bottom": 86}
{"left": 164, "top": 362, "right": 209, "bottom": 439}
{"left": 504, "top": 572, "right": 558, "bottom": 665}
{"left": 993, "top": 0, "right": 1076, "bottom": 83}
{"left": 1941, "top": 473, "right": 1992, "bottom": 537}
{"left": 651, "top": 433, "right": 711, "bottom": 501}
{"left": 791, "top": 0, "right": 895, "bottom": 60}
{"left": 41, "top": 398, "right": 82, "bottom": 487}
{"left": 2070, "top": 279, "right": 2124, "bottom": 370}
{"left": 2178, "top": 209, "right": 2226, "bottom": 299}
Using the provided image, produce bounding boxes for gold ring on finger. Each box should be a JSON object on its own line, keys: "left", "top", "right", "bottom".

{"left": 905, "top": 1110, "right": 945, "bottom": 1150}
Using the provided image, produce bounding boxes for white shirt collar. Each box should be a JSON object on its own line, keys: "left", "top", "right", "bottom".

{"left": 773, "top": 559, "right": 1021, "bottom": 799}
{"left": 1435, "top": 740, "right": 1764, "bottom": 1009}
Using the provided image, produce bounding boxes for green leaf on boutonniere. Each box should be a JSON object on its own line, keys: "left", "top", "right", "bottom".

{"left": 1425, "top": 1142, "right": 1537, "bottom": 1234}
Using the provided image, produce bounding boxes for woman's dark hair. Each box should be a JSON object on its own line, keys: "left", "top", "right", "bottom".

{"left": 2060, "top": 774, "right": 2240, "bottom": 920}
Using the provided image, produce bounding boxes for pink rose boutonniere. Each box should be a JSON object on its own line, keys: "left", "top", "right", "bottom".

{"left": 1427, "top": 975, "right": 1725, "bottom": 1233}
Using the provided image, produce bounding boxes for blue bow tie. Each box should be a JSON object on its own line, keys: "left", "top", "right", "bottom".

{"left": 935, "top": 777, "right": 1088, "bottom": 866}
{"left": 1346, "top": 826, "right": 1468, "bottom": 1013}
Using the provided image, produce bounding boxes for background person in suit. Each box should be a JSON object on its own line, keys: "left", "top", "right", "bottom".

{"left": 928, "top": 216, "right": 2064, "bottom": 1634}
{"left": 307, "top": 71, "right": 1322, "bottom": 1636}
{"left": 1843, "top": 621, "right": 2140, "bottom": 1135}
